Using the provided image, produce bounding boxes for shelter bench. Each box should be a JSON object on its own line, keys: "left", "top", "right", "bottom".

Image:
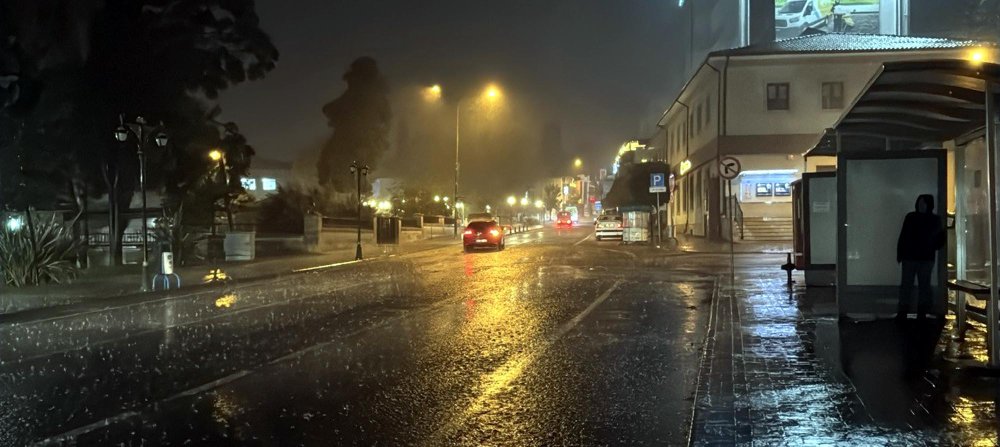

{"left": 947, "top": 279, "right": 991, "bottom": 340}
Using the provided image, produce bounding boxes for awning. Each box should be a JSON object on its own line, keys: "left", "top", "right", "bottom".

{"left": 832, "top": 59, "right": 1000, "bottom": 143}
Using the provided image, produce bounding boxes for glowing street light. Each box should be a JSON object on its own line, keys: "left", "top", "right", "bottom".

{"left": 443, "top": 196, "right": 449, "bottom": 203}
{"left": 574, "top": 158, "right": 583, "bottom": 168}
{"left": 208, "top": 149, "right": 223, "bottom": 161}
{"left": 520, "top": 197, "right": 529, "bottom": 206}
{"left": 506, "top": 196, "right": 517, "bottom": 206}
{"left": 534, "top": 200, "right": 544, "bottom": 209}
{"left": 434, "top": 195, "right": 441, "bottom": 203}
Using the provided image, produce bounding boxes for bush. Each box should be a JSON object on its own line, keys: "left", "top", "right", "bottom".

{"left": 0, "top": 215, "right": 82, "bottom": 287}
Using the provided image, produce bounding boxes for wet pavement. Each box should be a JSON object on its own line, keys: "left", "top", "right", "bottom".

{"left": 690, "top": 254, "right": 1000, "bottom": 446}
{"left": 2, "top": 226, "right": 998, "bottom": 445}
{"left": 0, "top": 226, "right": 712, "bottom": 445}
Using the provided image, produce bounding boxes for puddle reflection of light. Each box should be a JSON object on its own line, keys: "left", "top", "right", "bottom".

{"left": 203, "top": 268, "right": 229, "bottom": 283}
{"left": 464, "top": 254, "right": 475, "bottom": 277}
{"left": 215, "top": 293, "right": 238, "bottom": 308}
{"left": 949, "top": 396, "right": 997, "bottom": 446}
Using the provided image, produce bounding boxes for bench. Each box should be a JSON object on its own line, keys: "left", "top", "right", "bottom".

{"left": 946, "top": 279, "right": 991, "bottom": 339}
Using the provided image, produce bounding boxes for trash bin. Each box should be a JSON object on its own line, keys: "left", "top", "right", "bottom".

{"left": 375, "top": 216, "right": 401, "bottom": 245}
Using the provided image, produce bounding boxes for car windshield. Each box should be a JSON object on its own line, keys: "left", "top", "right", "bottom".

{"left": 779, "top": 0, "right": 807, "bottom": 13}
{"left": 467, "top": 221, "right": 497, "bottom": 231}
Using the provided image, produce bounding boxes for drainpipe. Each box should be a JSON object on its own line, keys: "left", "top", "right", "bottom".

{"left": 706, "top": 57, "right": 725, "bottom": 240}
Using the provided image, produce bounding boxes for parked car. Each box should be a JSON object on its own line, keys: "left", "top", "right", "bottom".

{"left": 555, "top": 211, "right": 573, "bottom": 228}
{"left": 594, "top": 215, "right": 623, "bottom": 241}
{"left": 463, "top": 221, "right": 505, "bottom": 252}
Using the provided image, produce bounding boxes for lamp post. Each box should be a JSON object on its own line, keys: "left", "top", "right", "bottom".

{"left": 507, "top": 195, "right": 516, "bottom": 224}
{"left": 426, "top": 84, "right": 502, "bottom": 237}
{"left": 114, "top": 115, "right": 168, "bottom": 292}
{"left": 349, "top": 161, "right": 369, "bottom": 260}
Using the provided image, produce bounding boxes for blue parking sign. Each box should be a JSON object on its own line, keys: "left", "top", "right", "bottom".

{"left": 650, "top": 173, "right": 665, "bottom": 187}
{"left": 649, "top": 173, "right": 667, "bottom": 193}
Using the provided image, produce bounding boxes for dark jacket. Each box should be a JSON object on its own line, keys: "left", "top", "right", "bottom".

{"left": 897, "top": 194, "right": 944, "bottom": 262}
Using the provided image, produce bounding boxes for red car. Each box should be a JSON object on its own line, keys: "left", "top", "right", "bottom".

{"left": 463, "top": 221, "right": 505, "bottom": 252}
{"left": 555, "top": 211, "right": 573, "bottom": 228}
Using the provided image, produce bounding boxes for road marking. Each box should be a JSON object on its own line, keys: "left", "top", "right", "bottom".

{"left": 292, "top": 259, "right": 361, "bottom": 272}
{"left": 573, "top": 234, "right": 591, "bottom": 246}
{"left": 429, "top": 279, "right": 623, "bottom": 442}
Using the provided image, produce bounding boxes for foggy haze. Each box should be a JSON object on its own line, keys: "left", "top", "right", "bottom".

{"left": 218, "top": 0, "right": 684, "bottom": 184}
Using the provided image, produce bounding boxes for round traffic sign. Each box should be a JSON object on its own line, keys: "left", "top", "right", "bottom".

{"left": 719, "top": 156, "right": 741, "bottom": 180}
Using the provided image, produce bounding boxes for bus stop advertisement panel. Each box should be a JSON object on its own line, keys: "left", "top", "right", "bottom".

{"left": 621, "top": 206, "right": 650, "bottom": 243}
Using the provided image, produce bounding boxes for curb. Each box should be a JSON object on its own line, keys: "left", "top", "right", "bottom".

{"left": 0, "top": 239, "right": 458, "bottom": 325}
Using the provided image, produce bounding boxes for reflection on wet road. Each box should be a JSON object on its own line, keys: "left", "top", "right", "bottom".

{"left": 0, "top": 226, "right": 713, "bottom": 445}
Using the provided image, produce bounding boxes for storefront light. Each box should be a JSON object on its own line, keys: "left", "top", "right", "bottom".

{"left": 679, "top": 159, "right": 692, "bottom": 175}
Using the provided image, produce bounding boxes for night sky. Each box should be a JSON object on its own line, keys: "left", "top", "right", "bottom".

{"left": 220, "top": 0, "right": 688, "bottom": 171}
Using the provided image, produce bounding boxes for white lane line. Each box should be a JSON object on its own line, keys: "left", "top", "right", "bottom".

{"left": 292, "top": 259, "right": 361, "bottom": 272}
{"left": 573, "top": 234, "right": 591, "bottom": 246}
{"left": 429, "top": 279, "right": 623, "bottom": 442}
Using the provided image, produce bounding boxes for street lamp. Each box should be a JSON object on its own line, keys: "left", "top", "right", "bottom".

{"left": 428, "top": 83, "right": 503, "bottom": 237}
{"left": 349, "top": 161, "right": 370, "bottom": 260}
{"left": 114, "top": 115, "right": 168, "bottom": 292}
{"left": 507, "top": 195, "right": 516, "bottom": 224}
{"left": 574, "top": 158, "right": 583, "bottom": 168}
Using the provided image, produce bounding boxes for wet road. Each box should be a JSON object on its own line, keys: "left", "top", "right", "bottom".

{"left": 0, "top": 225, "right": 714, "bottom": 445}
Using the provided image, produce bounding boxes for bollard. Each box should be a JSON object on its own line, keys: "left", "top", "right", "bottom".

{"left": 780, "top": 252, "right": 795, "bottom": 288}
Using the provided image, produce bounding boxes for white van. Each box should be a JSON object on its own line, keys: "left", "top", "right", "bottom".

{"left": 775, "top": 0, "right": 825, "bottom": 39}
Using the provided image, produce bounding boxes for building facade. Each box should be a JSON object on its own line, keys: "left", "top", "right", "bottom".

{"left": 651, "top": 34, "right": 996, "bottom": 240}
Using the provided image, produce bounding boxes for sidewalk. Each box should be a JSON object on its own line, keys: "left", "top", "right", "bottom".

{"left": 0, "top": 236, "right": 460, "bottom": 317}
{"left": 690, "top": 256, "right": 999, "bottom": 445}
{"left": 676, "top": 234, "right": 793, "bottom": 254}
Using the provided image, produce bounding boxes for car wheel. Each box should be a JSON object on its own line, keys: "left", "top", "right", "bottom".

{"left": 464, "top": 246, "right": 472, "bottom": 253}
{"left": 499, "top": 240, "right": 505, "bottom": 251}
{"left": 596, "top": 236, "right": 602, "bottom": 241}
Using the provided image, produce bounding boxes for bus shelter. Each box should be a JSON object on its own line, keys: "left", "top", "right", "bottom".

{"left": 828, "top": 58, "right": 1000, "bottom": 368}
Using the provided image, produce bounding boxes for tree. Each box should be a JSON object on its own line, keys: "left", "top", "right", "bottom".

{"left": 0, "top": 0, "right": 278, "bottom": 264}
{"left": 317, "top": 57, "right": 392, "bottom": 191}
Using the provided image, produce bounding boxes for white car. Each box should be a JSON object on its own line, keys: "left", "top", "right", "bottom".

{"left": 775, "top": 0, "right": 825, "bottom": 39}
{"left": 594, "top": 215, "right": 623, "bottom": 241}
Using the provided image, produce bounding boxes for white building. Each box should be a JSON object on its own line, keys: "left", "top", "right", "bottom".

{"left": 652, "top": 34, "right": 995, "bottom": 240}
{"left": 240, "top": 158, "right": 294, "bottom": 200}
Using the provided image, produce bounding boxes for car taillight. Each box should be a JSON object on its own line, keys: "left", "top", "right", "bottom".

{"left": 489, "top": 229, "right": 500, "bottom": 237}
{"left": 464, "top": 229, "right": 474, "bottom": 235}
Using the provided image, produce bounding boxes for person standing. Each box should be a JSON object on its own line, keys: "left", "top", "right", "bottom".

{"left": 896, "top": 194, "right": 945, "bottom": 321}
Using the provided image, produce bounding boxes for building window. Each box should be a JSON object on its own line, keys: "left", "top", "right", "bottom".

{"left": 262, "top": 177, "right": 278, "bottom": 191}
{"left": 695, "top": 105, "right": 702, "bottom": 134}
{"left": 822, "top": 82, "right": 844, "bottom": 109}
{"left": 240, "top": 177, "right": 257, "bottom": 191}
{"left": 705, "top": 99, "right": 711, "bottom": 127}
{"left": 766, "top": 83, "right": 789, "bottom": 110}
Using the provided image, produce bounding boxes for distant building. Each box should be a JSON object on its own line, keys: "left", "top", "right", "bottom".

{"left": 650, "top": 34, "right": 997, "bottom": 240}
{"left": 241, "top": 158, "right": 294, "bottom": 200}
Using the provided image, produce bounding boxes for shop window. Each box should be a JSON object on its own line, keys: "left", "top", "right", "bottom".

{"left": 240, "top": 177, "right": 257, "bottom": 191}
{"left": 262, "top": 177, "right": 278, "bottom": 191}
{"left": 766, "top": 83, "right": 789, "bottom": 110}
{"left": 755, "top": 183, "right": 774, "bottom": 197}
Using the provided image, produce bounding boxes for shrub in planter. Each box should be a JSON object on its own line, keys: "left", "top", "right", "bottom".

{"left": 0, "top": 216, "right": 82, "bottom": 287}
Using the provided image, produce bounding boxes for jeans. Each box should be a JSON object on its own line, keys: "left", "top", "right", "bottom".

{"left": 898, "top": 260, "right": 934, "bottom": 318}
